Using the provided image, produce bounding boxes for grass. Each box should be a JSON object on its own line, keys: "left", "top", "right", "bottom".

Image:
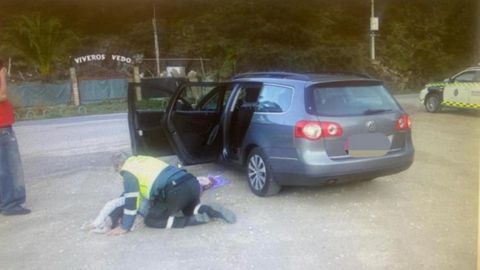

{"left": 14, "top": 99, "right": 128, "bottom": 121}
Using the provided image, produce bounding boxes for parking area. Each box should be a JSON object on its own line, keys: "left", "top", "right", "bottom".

{"left": 0, "top": 95, "right": 478, "bottom": 270}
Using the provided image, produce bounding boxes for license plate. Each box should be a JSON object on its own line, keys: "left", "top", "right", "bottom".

{"left": 345, "top": 133, "right": 391, "bottom": 158}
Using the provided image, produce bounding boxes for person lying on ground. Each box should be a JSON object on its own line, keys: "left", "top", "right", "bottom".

{"left": 81, "top": 196, "right": 127, "bottom": 233}
{"left": 107, "top": 152, "right": 236, "bottom": 236}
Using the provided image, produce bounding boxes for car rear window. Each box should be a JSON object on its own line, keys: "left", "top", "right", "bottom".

{"left": 309, "top": 84, "right": 400, "bottom": 116}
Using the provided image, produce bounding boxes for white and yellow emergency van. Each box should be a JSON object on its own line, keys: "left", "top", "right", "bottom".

{"left": 419, "top": 66, "right": 480, "bottom": 112}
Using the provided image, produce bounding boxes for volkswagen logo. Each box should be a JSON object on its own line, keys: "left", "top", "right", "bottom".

{"left": 366, "top": 121, "right": 376, "bottom": 132}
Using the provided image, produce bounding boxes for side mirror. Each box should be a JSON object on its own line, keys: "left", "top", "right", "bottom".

{"left": 443, "top": 78, "right": 451, "bottom": 83}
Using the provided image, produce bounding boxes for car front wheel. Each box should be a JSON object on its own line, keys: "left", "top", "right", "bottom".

{"left": 247, "top": 148, "right": 281, "bottom": 197}
{"left": 425, "top": 93, "right": 441, "bottom": 113}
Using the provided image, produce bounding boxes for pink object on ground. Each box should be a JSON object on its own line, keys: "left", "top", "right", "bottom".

{"left": 208, "top": 175, "right": 230, "bottom": 190}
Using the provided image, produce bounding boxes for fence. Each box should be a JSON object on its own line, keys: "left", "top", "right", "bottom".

{"left": 8, "top": 81, "right": 71, "bottom": 107}
{"left": 9, "top": 78, "right": 128, "bottom": 108}
{"left": 78, "top": 79, "right": 128, "bottom": 104}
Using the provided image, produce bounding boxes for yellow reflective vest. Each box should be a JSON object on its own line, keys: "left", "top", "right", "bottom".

{"left": 120, "top": 156, "right": 169, "bottom": 200}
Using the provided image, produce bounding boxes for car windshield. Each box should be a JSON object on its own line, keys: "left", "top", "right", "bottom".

{"left": 311, "top": 84, "right": 400, "bottom": 116}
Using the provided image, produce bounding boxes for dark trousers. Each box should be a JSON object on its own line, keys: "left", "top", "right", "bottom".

{"left": 0, "top": 127, "right": 26, "bottom": 211}
{"left": 109, "top": 205, "right": 124, "bottom": 229}
{"left": 144, "top": 175, "right": 201, "bottom": 229}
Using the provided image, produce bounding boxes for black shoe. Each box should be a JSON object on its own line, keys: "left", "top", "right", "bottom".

{"left": 208, "top": 203, "right": 236, "bottom": 224}
{"left": 2, "top": 206, "right": 31, "bottom": 216}
{"left": 186, "top": 213, "right": 211, "bottom": 226}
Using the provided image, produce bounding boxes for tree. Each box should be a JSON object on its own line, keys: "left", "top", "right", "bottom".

{"left": 0, "top": 0, "right": 476, "bottom": 89}
{"left": 3, "top": 15, "right": 79, "bottom": 81}
{"left": 377, "top": 0, "right": 476, "bottom": 89}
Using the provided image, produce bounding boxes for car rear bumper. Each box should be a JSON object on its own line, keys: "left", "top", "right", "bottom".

{"left": 269, "top": 144, "right": 414, "bottom": 186}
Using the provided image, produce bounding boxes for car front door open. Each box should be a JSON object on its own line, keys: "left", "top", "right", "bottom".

{"left": 127, "top": 78, "right": 187, "bottom": 156}
{"left": 165, "top": 82, "right": 231, "bottom": 165}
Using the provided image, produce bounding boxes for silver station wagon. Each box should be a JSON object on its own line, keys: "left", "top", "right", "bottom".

{"left": 128, "top": 72, "right": 414, "bottom": 196}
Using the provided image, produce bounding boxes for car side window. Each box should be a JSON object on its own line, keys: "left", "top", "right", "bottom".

{"left": 199, "top": 92, "right": 220, "bottom": 111}
{"left": 176, "top": 85, "right": 221, "bottom": 112}
{"left": 197, "top": 87, "right": 234, "bottom": 111}
{"left": 454, "top": 71, "right": 475, "bottom": 83}
{"left": 232, "top": 85, "right": 262, "bottom": 110}
{"left": 255, "top": 85, "right": 293, "bottom": 113}
{"left": 474, "top": 71, "right": 480, "bottom": 82}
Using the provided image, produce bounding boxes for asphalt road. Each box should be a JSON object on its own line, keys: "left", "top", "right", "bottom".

{"left": 0, "top": 95, "right": 478, "bottom": 270}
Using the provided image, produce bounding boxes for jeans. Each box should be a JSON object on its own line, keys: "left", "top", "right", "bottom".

{"left": 0, "top": 126, "right": 26, "bottom": 211}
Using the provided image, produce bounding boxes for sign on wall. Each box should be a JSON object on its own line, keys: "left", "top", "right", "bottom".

{"left": 72, "top": 54, "right": 135, "bottom": 65}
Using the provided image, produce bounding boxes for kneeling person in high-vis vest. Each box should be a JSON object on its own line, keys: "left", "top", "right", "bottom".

{"left": 107, "top": 152, "right": 236, "bottom": 235}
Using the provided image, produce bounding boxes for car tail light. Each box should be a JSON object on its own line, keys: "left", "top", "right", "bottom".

{"left": 395, "top": 114, "right": 411, "bottom": 131}
{"left": 295, "top": 121, "right": 343, "bottom": 140}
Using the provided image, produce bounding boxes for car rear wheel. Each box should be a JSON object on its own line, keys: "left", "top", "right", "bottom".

{"left": 425, "top": 93, "right": 441, "bottom": 113}
{"left": 247, "top": 148, "right": 281, "bottom": 197}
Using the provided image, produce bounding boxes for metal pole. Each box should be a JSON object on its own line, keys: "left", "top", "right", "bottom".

{"left": 7, "top": 57, "right": 11, "bottom": 77}
{"left": 200, "top": 57, "right": 206, "bottom": 80}
{"left": 133, "top": 65, "right": 142, "bottom": 101}
{"left": 69, "top": 67, "right": 80, "bottom": 106}
{"left": 370, "top": 0, "right": 376, "bottom": 60}
{"left": 371, "top": 0, "right": 374, "bottom": 17}
{"left": 153, "top": 5, "right": 161, "bottom": 77}
{"left": 371, "top": 34, "right": 376, "bottom": 60}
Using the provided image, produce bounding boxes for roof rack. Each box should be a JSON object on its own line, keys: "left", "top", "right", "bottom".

{"left": 233, "top": 71, "right": 372, "bottom": 81}
{"left": 307, "top": 72, "right": 372, "bottom": 79}
{"left": 233, "top": 72, "right": 310, "bottom": 80}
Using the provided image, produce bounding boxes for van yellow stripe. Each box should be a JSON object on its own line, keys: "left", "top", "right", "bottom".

{"left": 441, "top": 101, "right": 480, "bottom": 109}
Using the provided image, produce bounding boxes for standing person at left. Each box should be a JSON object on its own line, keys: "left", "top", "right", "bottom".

{"left": 0, "top": 58, "right": 30, "bottom": 215}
